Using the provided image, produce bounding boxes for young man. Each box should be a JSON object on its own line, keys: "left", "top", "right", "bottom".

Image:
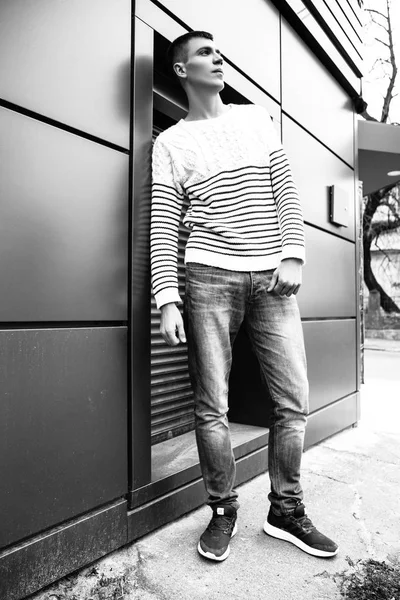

{"left": 150, "top": 31, "right": 338, "bottom": 562}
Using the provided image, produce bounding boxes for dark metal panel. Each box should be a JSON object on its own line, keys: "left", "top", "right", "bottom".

{"left": 0, "top": 0, "right": 131, "bottom": 148}
{"left": 303, "top": 320, "right": 357, "bottom": 413}
{"left": 283, "top": 115, "right": 355, "bottom": 241}
{"left": 298, "top": 225, "right": 356, "bottom": 318}
{"left": 0, "top": 107, "right": 128, "bottom": 322}
{"left": 0, "top": 328, "right": 128, "bottom": 549}
{"left": 359, "top": 149, "right": 400, "bottom": 197}
{"left": 281, "top": 18, "right": 355, "bottom": 167}
{"left": 0, "top": 500, "right": 127, "bottom": 600}
{"left": 129, "top": 17, "right": 153, "bottom": 490}
{"left": 142, "top": 0, "right": 281, "bottom": 101}
{"left": 305, "top": 392, "right": 359, "bottom": 448}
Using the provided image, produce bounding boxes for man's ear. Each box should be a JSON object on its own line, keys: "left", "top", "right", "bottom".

{"left": 173, "top": 62, "right": 187, "bottom": 81}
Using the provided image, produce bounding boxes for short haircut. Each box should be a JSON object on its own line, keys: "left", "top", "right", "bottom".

{"left": 167, "top": 31, "right": 214, "bottom": 76}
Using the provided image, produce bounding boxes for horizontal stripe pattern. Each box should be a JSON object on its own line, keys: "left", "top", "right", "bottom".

{"left": 150, "top": 105, "right": 305, "bottom": 308}
{"left": 151, "top": 181, "right": 184, "bottom": 304}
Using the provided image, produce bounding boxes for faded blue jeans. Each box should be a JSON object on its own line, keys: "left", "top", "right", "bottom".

{"left": 184, "top": 263, "right": 309, "bottom": 516}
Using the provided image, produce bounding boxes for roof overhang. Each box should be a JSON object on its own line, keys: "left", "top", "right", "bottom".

{"left": 358, "top": 120, "right": 400, "bottom": 195}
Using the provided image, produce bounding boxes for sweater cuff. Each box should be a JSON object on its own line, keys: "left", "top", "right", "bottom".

{"left": 154, "top": 288, "right": 183, "bottom": 310}
{"left": 281, "top": 245, "right": 306, "bottom": 265}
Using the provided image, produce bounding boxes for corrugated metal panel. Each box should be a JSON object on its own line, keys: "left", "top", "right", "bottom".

{"left": 150, "top": 123, "right": 194, "bottom": 444}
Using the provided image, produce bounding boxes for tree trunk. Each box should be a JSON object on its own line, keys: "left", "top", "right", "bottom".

{"left": 363, "top": 232, "right": 400, "bottom": 313}
{"left": 363, "top": 185, "right": 400, "bottom": 313}
{"left": 380, "top": 0, "right": 397, "bottom": 123}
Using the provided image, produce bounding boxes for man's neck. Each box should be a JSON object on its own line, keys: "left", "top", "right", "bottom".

{"left": 184, "top": 90, "right": 228, "bottom": 122}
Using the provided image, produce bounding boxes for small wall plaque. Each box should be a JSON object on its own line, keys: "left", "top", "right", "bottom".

{"left": 329, "top": 185, "right": 349, "bottom": 227}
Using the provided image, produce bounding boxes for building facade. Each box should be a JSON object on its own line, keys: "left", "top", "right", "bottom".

{"left": 0, "top": 1, "right": 363, "bottom": 598}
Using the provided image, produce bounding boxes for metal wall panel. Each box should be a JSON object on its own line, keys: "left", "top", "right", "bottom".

{"left": 0, "top": 328, "right": 128, "bottom": 549}
{"left": 129, "top": 17, "right": 154, "bottom": 489}
{"left": 0, "top": 0, "right": 131, "bottom": 148}
{"left": 304, "top": 320, "right": 357, "bottom": 413}
{"left": 298, "top": 225, "right": 356, "bottom": 318}
{"left": 281, "top": 19, "right": 354, "bottom": 166}
{"left": 305, "top": 392, "right": 359, "bottom": 448}
{"left": 1, "top": 500, "right": 127, "bottom": 600}
{"left": 155, "top": 0, "right": 281, "bottom": 101}
{"left": 0, "top": 108, "right": 128, "bottom": 322}
{"left": 283, "top": 115, "right": 355, "bottom": 241}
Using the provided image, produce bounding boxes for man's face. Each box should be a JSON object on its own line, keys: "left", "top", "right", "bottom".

{"left": 176, "top": 37, "right": 225, "bottom": 90}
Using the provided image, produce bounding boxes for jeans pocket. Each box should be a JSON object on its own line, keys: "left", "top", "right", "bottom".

{"left": 185, "top": 263, "right": 216, "bottom": 279}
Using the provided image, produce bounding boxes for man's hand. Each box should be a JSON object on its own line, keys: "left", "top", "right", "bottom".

{"left": 160, "top": 302, "right": 187, "bottom": 346}
{"left": 267, "top": 258, "right": 303, "bottom": 297}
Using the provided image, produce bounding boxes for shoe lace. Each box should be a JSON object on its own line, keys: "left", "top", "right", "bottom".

{"left": 295, "top": 514, "right": 316, "bottom": 534}
{"left": 208, "top": 515, "right": 235, "bottom": 535}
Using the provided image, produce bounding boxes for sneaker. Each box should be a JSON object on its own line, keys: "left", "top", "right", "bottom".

{"left": 263, "top": 503, "right": 338, "bottom": 558}
{"left": 198, "top": 505, "right": 238, "bottom": 562}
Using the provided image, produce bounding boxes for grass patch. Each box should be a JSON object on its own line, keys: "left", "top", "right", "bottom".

{"left": 337, "top": 557, "right": 400, "bottom": 599}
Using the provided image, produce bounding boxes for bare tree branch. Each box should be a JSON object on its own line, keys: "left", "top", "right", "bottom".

{"left": 361, "top": 109, "right": 379, "bottom": 121}
{"left": 370, "top": 58, "right": 390, "bottom": 70}
{"left": 370, "top": 17, "right": 389, "bottom": 32}
{"left": 367, "top": 8, "right": 388, "bottom": 21}
{"left": 373, "top": 243, "right": 392, "bottom": 268}
{"left": 375, "top": 38, "right": 390, "bottom": 49}
{"left": 371, "top": 220, "right": 400, "bottom": 238}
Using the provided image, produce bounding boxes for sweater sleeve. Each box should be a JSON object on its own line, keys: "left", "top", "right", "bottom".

{"left": 150, "top": 137, "right": 185, "bottom": 309}
{"left": 263, "top": 110, "right": 306, "bottom": 264}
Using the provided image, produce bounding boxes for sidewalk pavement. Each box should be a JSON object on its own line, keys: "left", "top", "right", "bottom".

{"left": 31, "top": 348, "right": 400, "bottom": 600}
{"left": 364, "top": 337, "right": 400, "bottom": 352}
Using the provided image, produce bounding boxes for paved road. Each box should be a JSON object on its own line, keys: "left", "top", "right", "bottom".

{"left": 364, "top": 348, "right": 400, "bottom": 382}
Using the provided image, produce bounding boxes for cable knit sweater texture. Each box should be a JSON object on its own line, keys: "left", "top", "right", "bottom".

{"left": 151, "top": 103, "right": 305, "bottom": 309}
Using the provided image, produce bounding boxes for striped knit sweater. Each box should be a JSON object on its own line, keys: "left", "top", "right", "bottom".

{"left": 151, "top": 103, "right": 305, "bottom": 309}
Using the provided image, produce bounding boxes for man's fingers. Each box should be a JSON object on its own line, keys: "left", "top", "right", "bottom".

{"left": 283, "top": 283, "right": 297, "bottom": 297}
{"left": 160, "top": 308, "right": 186, "bottom": 346}
{"left": 163, "top": 328, "right": 180, "bottom": 346}
{"left": 177, "top": 321, "right": 187, "bottom": 344}
{"left": 292, "top": 284, "right": 301, "bottom": 296}
{"left": 277, "top": 281, "right": 300, "bottom": 296}
{"left": 279, "top": 283, "right": 291, "bottom": 296}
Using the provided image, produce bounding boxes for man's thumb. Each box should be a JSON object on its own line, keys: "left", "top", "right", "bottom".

{"left": 267, "top": 270, "right": 278, "bottom": 292}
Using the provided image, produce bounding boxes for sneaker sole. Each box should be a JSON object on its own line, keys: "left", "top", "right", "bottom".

{"left": 197, "top": 522, "right": 238, "bottom": 562}
{"left": 263, "top": 521, "right": 338, "bottom": 558}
